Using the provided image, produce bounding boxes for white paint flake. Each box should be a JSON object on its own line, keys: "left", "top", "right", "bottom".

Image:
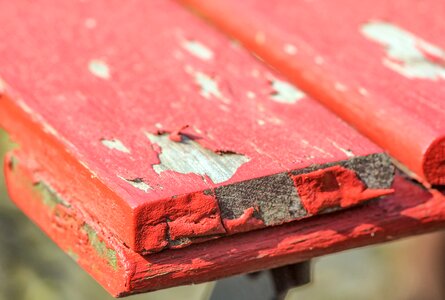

{"left": 182, "top": 40, "right": 214, "bottom": 61}
{"left": 331, "top": 141, "right": 354, "bottom": 158}
{"left": 118, "top": 176, "right": 152, "bottom": 192}
{"left": 246, "top": 91, "right": 256, "bottom": 99}
{"left": 270, "top": 79, "right": 305, "bottom": 104}
{"left": 146, "top": 133, "right": 250, "bottom": 184}
{"left": 101, "top": 138, "right": 130, "bottom": 153}
{"left": 334, "top": 82, "right": 347, "bottom": 92}
{"left": 358, "top": 87, "right": 369, "bottom": 96}
{"left": 361, "top": 21, "right": 445, "bottom": 80}
{"left": 193, "top": 71, "right": 229, "bottom": 103}
{"left": 88, "top": 59, "right": 110, "bottom": 79}
{"left": 284, "top": 44, "right": 298, "bottom": 55}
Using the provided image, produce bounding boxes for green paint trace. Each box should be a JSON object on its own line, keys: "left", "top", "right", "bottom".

{"left": 82, "top": 224, "right": 118, "bottom": 270}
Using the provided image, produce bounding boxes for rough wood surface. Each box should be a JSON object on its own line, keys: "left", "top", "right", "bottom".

{"left": 5, "top": 150, "right": 445, "bottom": 297}
{"left": 0, "top": 0, "right": 393, "bottom": 254}
{"left": 178, "top": 0, "right": 445, "bottom": 185}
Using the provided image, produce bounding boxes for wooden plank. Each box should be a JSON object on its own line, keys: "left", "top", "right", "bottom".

{"left": 0, "top": 0, "right": 394, "bottom": 254}
{"left": 5, "top": 149, "right": 445, "bottom": 296}
{"left": 178, "top": 0, "right": 445, "bottom": 185}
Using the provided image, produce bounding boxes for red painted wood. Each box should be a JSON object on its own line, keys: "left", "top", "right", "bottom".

{"left": 5, "top": 150, "right": 445, "bottom": 296}
{"left": 0, "top": 0, "right": 392, "bottom": 253}
{"left": 178, "top": 0, "right": 445, "bottom": 185}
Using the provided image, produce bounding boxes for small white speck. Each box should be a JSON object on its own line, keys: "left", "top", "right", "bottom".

{"left": 101, "top": 138, "right": 130, "bottom": 153}
{"left": 88, "top": 59, "right": 110, "bottom": 79}
{"left": 84, "top": 18, "right": 97, "bottom": 29}
{"left": 270, "top": 79, "right": 305, "bottom": 104}
{"left": 331, "top": 141, "right": 354, "bottom": 157}
{"left": 359, "top": 87, "right": 369, "bottom": 96}
{"left": 246, "top": 91, "right": 256, "bottom": 99}
{"left": 284, "top": 44, "right": 298, "bottom": 55}
{"left": 315, "top": 56, "right": 325, "bottom": 65}
{"left": 182, "top": 40, "right": 214, "bottom": 61}
{"left": 194, "top": 71, "right": 230, "bottom": 103}
{"left": 255, "top": 32, "right": 266, "bottom": 44}
{"left": 155, "top": 123, "right": 163, "bottom": 129}
{"left": 334, "top": 82, "right": 347, "bottom": 92}
{"left": 257, "top": 119, "right": 266, "bottom": 126}
{"left": 370, "top": 232, "right": 375, "bottom": 237}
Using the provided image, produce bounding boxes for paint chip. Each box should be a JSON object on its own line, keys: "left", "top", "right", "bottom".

{"left": 118, "top": 176, "right": 152, "bottom": 192}
{"left": 284, "top": 44, "right": 298, "bottom": 55}
{"left": 270, "top": 79, "right": 305, "bottom": 104}
{"left": 359, "top": 87, "right": 369, "bottom": 96}
{"left": 101, "top": 138, "right": 130, "bottom": 153}
{"left": 88, "top": 59, "right": 110, "bottom": 79}
{"left": 331, "top": 141, "right": 354, "bottom": 158}
{"left": 361, "top": 21, "right": 445, "bottom": 80}
{"left": 246, "top": 91, "right": 256, "bottom": 99}
{"left": 193, "top": 71, "right": 229, "bottom": 103}
{"left": 146, "top": 133, "right": 250, "bottom": 184}
{"left": 334, "top": 82, "right": 347, "bottom": 92}
{"left": 182, "top": 40, "right": 214, "bottom": 61}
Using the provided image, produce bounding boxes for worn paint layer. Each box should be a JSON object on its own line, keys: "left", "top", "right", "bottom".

{"left": 147, "top": 133, "right": 250, "bottom": 184}
{"left": 361, "top": 21, "right": 445, "bottom": 80}
{"left": 83, "top": 224, "right": 118, "bottom": 270}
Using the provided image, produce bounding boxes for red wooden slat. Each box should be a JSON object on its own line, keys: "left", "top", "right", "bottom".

{"left": 0, "top": 0, "right": 393, "bottom": 254}
{"left": 178, "top": 0, "right": 445, "bottom": 185}
{"left": 5, "top": 149, "right": 445, "bottom": 296}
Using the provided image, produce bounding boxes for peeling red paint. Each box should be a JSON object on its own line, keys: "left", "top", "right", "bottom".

{"left": 6, "top": 156, "right": 445, "bottom": 297}
{"left": 223, "top": 207, "right": 265, "bottom": 234}
{"left": 291, "top": 166, "right": 394, "bottom": 215}
{"left": 135, "top": 190, "right": 225, "bottom": 252}
{"left": 167, "top": 125, "right": 190, "bottom": 142}
{"left": 166, "top": 191, "right": 226, "bottom": 240}
{"left": 176, "top": 0, "right": 445, "bottom": 185}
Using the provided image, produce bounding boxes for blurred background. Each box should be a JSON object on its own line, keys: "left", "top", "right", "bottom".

{"left": 1, "top": 129, "right": 445, "bottom": 300}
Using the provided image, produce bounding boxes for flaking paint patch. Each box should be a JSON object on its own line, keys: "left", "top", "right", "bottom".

{"left": 182, "top": 40, "right": 214, "bottom": 61}
{"left": 361, "top": 21, "right": 445, "bottom": 80}
{"left": 83, "top": 224, "right": 118, "bottom": 270}
{"left": 270, "top": 79, "right": 305, "bottom": 104}
{"left": 146, "top": 133, "right": 250, "bottom": 184}
{"left": 101, "top": 138, "right": 130, "bottom": 153}
{"left": 33, "top": 181, "right": 70, "bottom": 209}
{"left": 88, "top": 59, "right": 110, "bottom": 79}
{"left": 117, "top": 175, "right": 152, "bottom": 192}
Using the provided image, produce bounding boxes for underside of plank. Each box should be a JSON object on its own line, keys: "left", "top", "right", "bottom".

{"left": 178, "top": 0, "right": 445, "bottom": 185}
{"left": 0, "top": 0, "right": 393, "bottom": 254}
{"left": 5, "top": 149, "right": 445, "bottom": 297}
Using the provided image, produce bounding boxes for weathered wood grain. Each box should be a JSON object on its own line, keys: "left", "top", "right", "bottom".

{"left": 0, "top": 0, "right": 393, "bottom": 253}
{"left": 5, "top": 150, "right": 445, "bottom": 297}
{"left": 178, "top": 0, "right": 445, "bottom": 185}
